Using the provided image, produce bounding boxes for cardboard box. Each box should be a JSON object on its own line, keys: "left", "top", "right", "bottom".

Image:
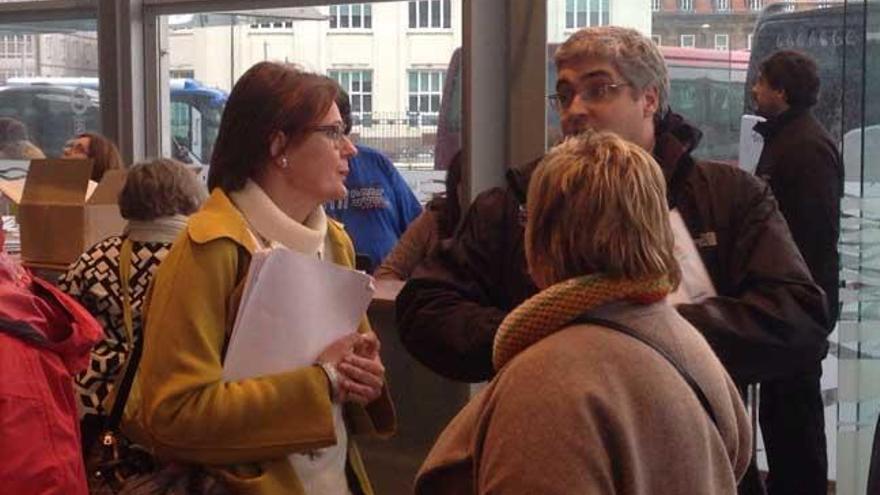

{"left": 18, "top": 159, "right": 126, "bottom": 268}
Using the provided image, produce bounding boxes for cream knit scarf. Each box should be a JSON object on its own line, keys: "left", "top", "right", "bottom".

{"left": 493, "top": 273, "right": 672, "bottom": 371}
{"left": 229, "top": 179, "right": 328, "bottom": 256}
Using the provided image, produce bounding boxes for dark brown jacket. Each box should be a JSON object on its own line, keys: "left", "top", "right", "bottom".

{"left": 754, "top": 108, "right": 842, "bottom": 326}
{"left": 396, "top": 111, "right": 830, "bottom": 386}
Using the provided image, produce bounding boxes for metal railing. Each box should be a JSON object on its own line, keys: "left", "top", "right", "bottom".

{"left": 349, "top": 111, "right": 438, "bottom": 168}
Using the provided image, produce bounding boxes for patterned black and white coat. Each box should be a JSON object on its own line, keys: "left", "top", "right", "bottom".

{"left": 58, "top": 236, "right": 172, "bottom": 418}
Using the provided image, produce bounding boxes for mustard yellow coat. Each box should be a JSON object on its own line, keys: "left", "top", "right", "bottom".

{"left": 123, "top": 189, "right": 395, "bottom": 494}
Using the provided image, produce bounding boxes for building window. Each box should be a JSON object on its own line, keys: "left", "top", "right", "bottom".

{"left": 715, "top": 0, "right": 730, "bottom": 12}
{"left": 329, "top": 4, "right": 372, "bottom": 29}
{"left": 329, "top": 69, "right": 373, "bottom": 126}
{"left": 408, "top": 70, "right": 444, "bottom": 126}
{"left": 651, "top": 34, "right": 662, "bottom": 45}
{"left": 680, "top": 34, "right": 696, "bottom": 48}
{"left": 565, "top": 0, "right": 611, "bottom": 29}
{"left": 409, "top": 0, "right": 451, "bottom": 29}
{"left": 714, "top": 34, "right": 729, "bottom": 51}
{"left": 0, "top": 35, "right": 34, "bottom": 60}
{"left": 748, "top": 0, "right": 763, "bottom": 10}
{"left": 747, "top": 34, "right": 753, "bottom": 50}
{"left": 651, "top": 0, "right": 662, "bottom": 11}
{"left": 679, "top": 0, "right": 693, "bottom": 11}
{"left": 249, "top": 19, "right": 293, "bottom": 30}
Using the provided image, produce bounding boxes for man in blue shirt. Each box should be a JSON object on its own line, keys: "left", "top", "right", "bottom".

{"left": 326, "top": 89, "right": 422, "bottom": 272}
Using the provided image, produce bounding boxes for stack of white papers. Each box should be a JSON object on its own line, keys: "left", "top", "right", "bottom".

{"left": 222, "top": 247, "right": 374, "bottom": 381}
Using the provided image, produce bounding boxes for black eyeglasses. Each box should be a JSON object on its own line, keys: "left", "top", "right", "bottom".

{"left": 308, "top": 124, "right": 348, "bottom": 144}
{"left": 548, "top": 81, "right": 631, "bottom": 111}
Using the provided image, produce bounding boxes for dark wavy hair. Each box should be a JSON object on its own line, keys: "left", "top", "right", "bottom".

{"left": 208, "top": 62, "right": 339, "bottom": 192}
{"left": 759, "top": 50, "right": 820, "bottom": 109}
{"left": 118, "top": 158, "right": 207, "bottom": 221}
{"left": 79, "top": 132, "right": 124, "bottom": 182}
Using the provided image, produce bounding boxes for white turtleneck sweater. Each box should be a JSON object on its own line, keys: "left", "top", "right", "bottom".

{"left": 229, "top": 179, "right": 351, "bottom": 495}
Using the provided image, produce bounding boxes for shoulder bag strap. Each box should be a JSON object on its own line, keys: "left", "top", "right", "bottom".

{"left": 569, "top": 314, "right": 719, "bottom": 429}
{"left": 105, "top": 238, "right": 138, "bottom": 432}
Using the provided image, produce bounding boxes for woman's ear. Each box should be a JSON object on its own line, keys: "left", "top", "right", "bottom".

{"left": 269, "top": 131, "right": 288, "bottom": 160}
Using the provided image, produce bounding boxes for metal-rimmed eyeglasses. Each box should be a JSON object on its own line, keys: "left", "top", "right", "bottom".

{"left": 308, "top": 124, "right": 348, "bottom": 144}
{"left": 548, "top": 81, "right": 631, "bottom": 112}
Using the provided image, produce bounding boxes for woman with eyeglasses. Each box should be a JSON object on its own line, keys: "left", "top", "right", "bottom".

{"left": 124, "top": 62, "right": 395, "bottom": 494}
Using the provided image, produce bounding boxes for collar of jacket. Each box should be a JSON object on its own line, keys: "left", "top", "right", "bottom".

{"left": 752, "top": 106, "right": 809, "bottom": 141}
{"left": 505, "top": 156, "right": 543, "bottom": 205}
{"left": 653, "top": 110, "right": 702, "bottom": 208}
{"left": 187, "top": 188, "right": 354, "bottom": 266}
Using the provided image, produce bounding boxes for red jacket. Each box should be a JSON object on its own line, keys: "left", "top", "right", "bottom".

{"left": 0, "top": 253, "right": 103, "bottom": 495}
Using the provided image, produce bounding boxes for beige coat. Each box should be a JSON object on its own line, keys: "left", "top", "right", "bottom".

{"left": 415, "top": 302, "right": 752, "bottom": 494}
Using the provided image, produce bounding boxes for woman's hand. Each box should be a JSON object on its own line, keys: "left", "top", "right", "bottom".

{"left": 337, "top": 353, "right": 385, "bottom": 405}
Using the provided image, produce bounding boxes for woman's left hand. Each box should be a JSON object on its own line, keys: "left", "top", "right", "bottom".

{"left": 337, "top": 352, "right": 385, "bottom": 405}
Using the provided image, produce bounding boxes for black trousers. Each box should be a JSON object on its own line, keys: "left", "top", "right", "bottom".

{"left": 759, "top": 367, "right": 827, "bottom": 495}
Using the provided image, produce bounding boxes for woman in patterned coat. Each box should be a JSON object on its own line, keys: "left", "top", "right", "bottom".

{"left": 58, "top": 157, "right": 207, "bottom": 450}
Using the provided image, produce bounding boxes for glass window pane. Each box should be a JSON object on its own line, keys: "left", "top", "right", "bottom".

{"left": 430, "top": 72, "right": 440, "bottom": 90}
{"left": 431, "top": 94, "right": 440, "bottom": 111}
{"left": 443, "top": 0, "right": 451, "bottom": 28}
{"left": 420, "top": 73, "right": 429, "bottom": 91}
{"left": 365, "top": 4, "right": 372, "bottom": 29}
{"left": 419, "top": 0, "right": 429, "bottom": 28}
{"left": 431, "top": 0, "right": 441, "bottom": 28}
{"left": 364, "top": 94, "right": 372, "bottom": 113}
{"left": 409, "top": 95, "right": 418, "bottom": 113}
{"left": 419, "top": 97, "right": 428, "bottom": 112}
{"left": 409, "top": 1, "right": 416, "bottom": 28}
{"left": 409, "top": 71, "right": 417, "bottom": 92}
{"left": 352, "top": 4, "right": 362, "bottom": 28}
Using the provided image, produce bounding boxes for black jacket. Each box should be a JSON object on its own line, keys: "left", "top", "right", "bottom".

{"left": 396, "top": 112, "right": 830, "bottom": 385}
{"left": 754, "top": 108, "right": 842, "bottom": 326}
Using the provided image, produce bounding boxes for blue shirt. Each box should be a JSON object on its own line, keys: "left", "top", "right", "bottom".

{"left": 326, "top": 145, "right": 422, "bottom": 272}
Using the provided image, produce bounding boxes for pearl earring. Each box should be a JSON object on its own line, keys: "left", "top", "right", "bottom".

{"left": 279, "top": 156, "right": 289, "bottom": 168}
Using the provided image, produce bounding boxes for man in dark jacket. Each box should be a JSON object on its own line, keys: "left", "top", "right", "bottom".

{"left": 396, "top": 26, "right": 830, "bottom": 492}
{"left": 752, "top": 50, "right": 842, "bottom": 495}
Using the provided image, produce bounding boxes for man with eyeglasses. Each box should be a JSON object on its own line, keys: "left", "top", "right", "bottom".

{"left": 397, "top": 26, "right": 829, "bottom": 494}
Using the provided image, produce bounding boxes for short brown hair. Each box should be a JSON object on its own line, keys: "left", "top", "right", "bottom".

{"left": 208, "top": 62, "right": 339, "bottom": 192}
{"left": 554, "top": 26, "right": 669, "bottom": 115}
{"left": 759, "top": 50, "right": 820, "bottom": 109}
{"left": 80, "top": 132, "right": 124, "bottom": 181}
{"left": 526, "top": 130, "right": 679, "bottom": 287}
{"left": 118, "top": 158, "right": 207, "bottom": 221}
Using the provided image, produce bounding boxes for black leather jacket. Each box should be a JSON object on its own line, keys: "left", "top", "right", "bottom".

{"left": 396, "top": 111, "right": 830, "bottom": 385}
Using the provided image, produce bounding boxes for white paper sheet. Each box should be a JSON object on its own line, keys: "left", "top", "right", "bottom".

{"left": 222, "top": 246, "right": 375, "bottom": 381}
{"left": 668, "top": 209, "right": 717, "bottom": 306}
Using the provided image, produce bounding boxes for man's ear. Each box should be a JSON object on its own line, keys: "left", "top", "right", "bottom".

{"left": 269, "top": 131, "right": 288, "bottom": 160}
{"left": 642, "top": 86, "right": 660, "bottom": 118}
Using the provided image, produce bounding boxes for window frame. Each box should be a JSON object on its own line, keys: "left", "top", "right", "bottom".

{"left": 565, "top": 0, "right": 610, "bottom": 30}
{"left": 329, "top": 3, "right": 372, "bottom": 31}
{"left": 680, "top": 34, "right": 696, "bottom": 48}
{"left": 714, "top": 33, "right": 729, "bottom": 51}
{"left": 408, "top": 0, "right": 451, "bottom": 31}
{"left": 407, "top": 68, "right": 444, "bottom": 127}
{"left": 328, "top": 68, "right": 373, "bottom": 127}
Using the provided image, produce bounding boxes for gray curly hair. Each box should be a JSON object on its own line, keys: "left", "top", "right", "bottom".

{"left": 554, "top": 26, "right": 669, "bottom": 116}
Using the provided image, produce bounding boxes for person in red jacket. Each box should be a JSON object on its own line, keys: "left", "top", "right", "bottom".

{"left": 0, "top": 248, "right": 103, "bottom": 495}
